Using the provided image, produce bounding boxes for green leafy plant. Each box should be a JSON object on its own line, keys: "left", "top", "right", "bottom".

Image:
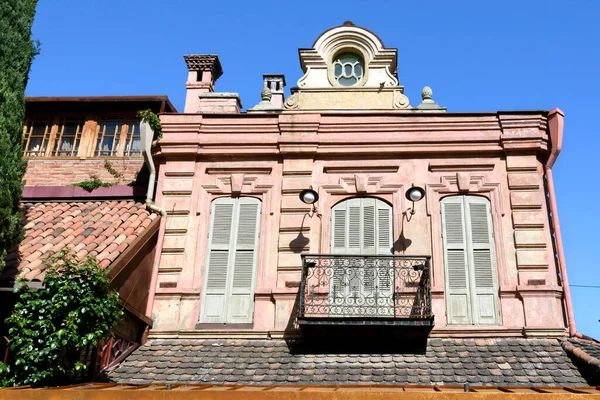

{"left": 0, "top": 249, "right": 123, "bottom": 387}
{"left": 70, "top": 176, "right": 113, "bottom": 192}
{"left": 136, "top": 109, "right": 162, "bottom": 140}
{"left": 0, "top": 0, "right": 39, "bottom": 273}
{"left": 103, "top": 160, "right": 123, "bottom": 180}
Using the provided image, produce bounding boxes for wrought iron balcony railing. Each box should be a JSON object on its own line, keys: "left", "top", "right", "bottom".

{"left": 298, "top": 254, "right": 433, "bottom": 324}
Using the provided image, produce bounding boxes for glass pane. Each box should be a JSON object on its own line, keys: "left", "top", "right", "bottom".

{"left": 31, "top": 123, "right": 47, "bottom": 135}
{"left": 63, "top": 123, "right": 78, "bottom": 135}
{"left": 130, "top": 138, "right": 140, "bottom": 152}
{"left": 28, "top": 137, "right": 43, "bottom": 153}
{"left": 332, "top": 52, "right": 364, "bottom": 86}
{"left": 334, "top": 63, "right": 342, "bottom": 76}
{"left": 339, "top": 76, "right": 357, "bottom": 86}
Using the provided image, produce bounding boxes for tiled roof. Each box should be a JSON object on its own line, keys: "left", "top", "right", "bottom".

{"left": 110, "top": 338, "right": 591, "bottom": 386}
{"left": 3, "top": 200, "right": 159, "bottom": 281}
{"left": 562, "top": 337, "right": 600, "bottom": 384}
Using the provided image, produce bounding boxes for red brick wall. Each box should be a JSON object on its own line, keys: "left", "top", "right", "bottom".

{"left": 24, "top": 159, "right": 144, "bottom": 186}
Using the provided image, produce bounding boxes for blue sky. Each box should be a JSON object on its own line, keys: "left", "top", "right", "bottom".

{"left": 27, "top": 0, "right": 600, "bottom": 337}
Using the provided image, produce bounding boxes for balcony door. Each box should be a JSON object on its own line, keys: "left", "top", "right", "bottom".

{"left": 330, "top": 197, "right": 393, "bottom": 317}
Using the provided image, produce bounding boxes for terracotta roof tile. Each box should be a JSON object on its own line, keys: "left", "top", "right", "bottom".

{"left": 3, "top": 200, "right": 159, "bottom": 281}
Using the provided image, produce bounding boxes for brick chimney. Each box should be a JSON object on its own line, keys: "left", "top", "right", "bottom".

{"left": 263, "top": 74, "right": 286, "bottom": 109}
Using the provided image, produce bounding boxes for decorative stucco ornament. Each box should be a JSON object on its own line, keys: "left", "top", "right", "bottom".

{"left": 288, "top": 22, "right": 412, "bottom": 110}
{"left": 248, "top": 87, "right": 276, "bottom": 111}
{"left": 414, "top": 86, "right": 447, "bottom": 112}
{"left": 284, "top": 92, "right": 299, "bottom": 110}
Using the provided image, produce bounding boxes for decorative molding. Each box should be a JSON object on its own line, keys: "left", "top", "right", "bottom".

{"left": 323, "top": 166, "right": 398, "bottom": 174}
{"left": 428, "top": 160, "right": 496, "bottom": 172}
{"left": 201, "top": 175, "right": 274, "bottom": 195}
{"left": 456, "top": 172, "right": 470, "bottom": 192}
{"left": 322, "top": 175, "right": 403, "bottom": 195}
{"left": 426, "top": 174, "right": 506, "bottom": 217}
{"left": 206, "top": 167, "right": 272, "bottom": 175}
{"left": 164, "top": 171, "right": 195, "bottom": 177}
{"left": 522, "top": 327, "right": 567, "bottom": 337}
{"left": 430, "top": 327, "right": 525, "bottom": 337}
{"left": 393, "top": 90, "right": 410, "bottom": 109}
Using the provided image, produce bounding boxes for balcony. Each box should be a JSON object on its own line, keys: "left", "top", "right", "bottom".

{"left": 298, "top": 254, "right": 434, "bottom": 337}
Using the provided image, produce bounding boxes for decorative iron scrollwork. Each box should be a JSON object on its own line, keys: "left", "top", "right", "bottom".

{"left": 299, "top": 254, "right": 432, "bottom": 320}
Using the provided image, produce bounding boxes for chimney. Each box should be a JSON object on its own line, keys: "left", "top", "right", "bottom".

{"left": 263, "top": 74, "right": 286, "bottom": 108}
{"left": 183, "top": 54, "right": 223, "bottom": 113}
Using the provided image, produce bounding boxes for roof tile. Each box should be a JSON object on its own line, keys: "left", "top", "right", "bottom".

{"left": 4, "top": 200, "right": 158, "bottom": 281}
{"left": 110, "top": 338, "right": 593, "bottom": 386}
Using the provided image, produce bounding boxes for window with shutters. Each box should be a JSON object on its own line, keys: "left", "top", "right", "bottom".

{"left": 199, "top": 197, "right": 261, "bottom": 324}
{"left": 329, "top": 197, "right": 393, "bottom": 316}
{"left": 441, "top": 195, "right": 500, "bottom": 325}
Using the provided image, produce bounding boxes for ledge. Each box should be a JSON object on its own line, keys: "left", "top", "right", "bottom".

{"left": 22, "top": 185, "right": 147, "bottom": 200}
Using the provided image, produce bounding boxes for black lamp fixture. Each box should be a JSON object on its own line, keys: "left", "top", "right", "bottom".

{"left": 404, "top": 185, "right": 426, "bottom": 215}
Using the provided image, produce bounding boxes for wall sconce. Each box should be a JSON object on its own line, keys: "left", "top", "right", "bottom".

{"left": 299, "top": 188, "right": 319, "bottom": 205}
{"left": 299, "top": 188, "right": 320, "bottom": 217}
{"left": 404, "top": 185, "right": 426, "bottom": 215}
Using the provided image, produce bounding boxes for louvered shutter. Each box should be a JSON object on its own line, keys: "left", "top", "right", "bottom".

{"left": 330, "top": 203, "right": 347, "bottom": 302}
{"left": 201, "top": 197, "right": 261, "bottom": 324}
{"left": 441, "top": 197, "right": 472, "bottom": 325}
{"left": 330, "top": 198, "right": 393, "bottom": 314}
{"left": 201, "top": 198, "right": 236, "bottom": 323}
{"left": 465, "top": 196, "right": 499, "bottom": 325}
{"left": 375, "top": 201, "right": 393, "bottom": 301}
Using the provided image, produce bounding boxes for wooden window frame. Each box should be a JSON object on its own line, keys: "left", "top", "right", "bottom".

{"left": 23, "top": 115, "right": 143, "bottom": 159}
{"left": 22, "top": 118, "right": 55, "bottom": 157}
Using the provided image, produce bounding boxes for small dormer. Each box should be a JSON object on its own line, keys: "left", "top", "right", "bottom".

{"left": 284, "top": 21, "right": 409, "bottom": 111}
{"left": 285, "top": 21, "right": 444, "bottom": 112}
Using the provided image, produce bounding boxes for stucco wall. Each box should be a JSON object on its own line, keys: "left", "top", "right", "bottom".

{"left": 148, "top": 111, "right": 566, "bottom": 338}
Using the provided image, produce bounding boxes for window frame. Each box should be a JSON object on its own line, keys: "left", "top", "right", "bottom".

{"left": 22, "top": 114, "right": 143, "bottom": 159}
{"left": 441, "top": 195, "right": 501, "bottom": 326}
{"left": 198, "top": 196, "right": 262, "bottom": 325}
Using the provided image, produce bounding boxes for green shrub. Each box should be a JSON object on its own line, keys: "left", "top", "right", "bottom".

{"left": 0, "top": 249, "right": 123, "bottom": 387}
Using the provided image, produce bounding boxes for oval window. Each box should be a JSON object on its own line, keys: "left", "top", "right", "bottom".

{"left": 332, "top": 53, "right": 364, "bottom": 86}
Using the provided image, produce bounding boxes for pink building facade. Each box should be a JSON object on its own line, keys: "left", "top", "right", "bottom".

{"left": 147, "top": 22, "right": 572, "bottom": 340}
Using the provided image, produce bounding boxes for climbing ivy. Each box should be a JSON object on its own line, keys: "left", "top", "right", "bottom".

{"left": 0, "top": 249, "right": 123, "bottom": 387}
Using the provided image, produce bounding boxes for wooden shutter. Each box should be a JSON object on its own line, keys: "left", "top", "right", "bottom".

{"left": 201, "top": 197, "right": 261, "bottom": 324}
{"left": 441, "top": 197, "right": 472, "bottom": 325}
{"left": 329, "top": 198, "right": 393, "bottom": 310}
{"left": 465, "top": 196, "right": 499, "bottom": 325}
{"left": 442, "top": 195, "right": 500, "bottom": 326}
{"left": 376, "top": 201, "right": 393, "bottom": 295}
{"left": 202, "top": 198, "right": 235, "bottom": 323}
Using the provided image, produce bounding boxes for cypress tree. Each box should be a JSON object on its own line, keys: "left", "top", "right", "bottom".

{"left": 0, "top": 1, "right": 39, "bottom": 272}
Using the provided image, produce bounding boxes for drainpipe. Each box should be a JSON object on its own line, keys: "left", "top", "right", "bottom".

{"left": 140, "top": 120, "right": 167, "bottom": 325}
{"left": 546, "top": 108, "right": 576, "bottom": 336}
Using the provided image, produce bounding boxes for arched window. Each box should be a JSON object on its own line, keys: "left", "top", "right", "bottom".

{"left": 199, "top": 197, "right": 261, "bottom": 324}
{"left": 441, "top": 195, "right": 500, "bottom": 325}
{"left": 329, "top": 197, "right": 393, "bottom": 316}
{"left": 330, "top": 197, "right": 392, "bottom": 255}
